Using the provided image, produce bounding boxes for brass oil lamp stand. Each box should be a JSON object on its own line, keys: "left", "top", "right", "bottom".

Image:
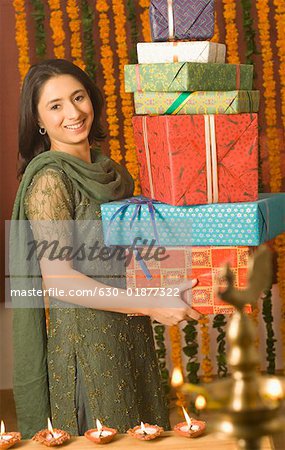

{"left": 174, "top": 246, "right": 285, "bottom": 450}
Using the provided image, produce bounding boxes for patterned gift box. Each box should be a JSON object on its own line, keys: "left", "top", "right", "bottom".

{"left": 134, "top": 91, "right": 260, "bottom": 115}
{"left": 132, "top": 114, "right": 258, "bottom": 206}
{"left": 149, "top": 0, "right": 215, "bottom": 41}
{"left": 137, "top": 41, "right": 226, "bottom": 64}
{"left": 124, "top": 62, "right": 253, "bottom": 92}
{"left": 100, "top": 194, "right": 285, "bottom": 247}
{"left": 126, "top": 246, "right": 253, "bottom": 314}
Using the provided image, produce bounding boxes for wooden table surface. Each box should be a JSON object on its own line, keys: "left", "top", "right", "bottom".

{"left": 13, "top": 431, "right": 274, "bottom": 449}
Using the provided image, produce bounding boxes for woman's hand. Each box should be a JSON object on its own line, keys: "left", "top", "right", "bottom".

{"left": 40, "top": 257, "right": 201, "bottom": 322}
{"left": 140, "top": 279, "right": 201, "bottom": 326}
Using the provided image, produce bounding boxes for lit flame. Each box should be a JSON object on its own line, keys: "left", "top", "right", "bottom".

{"left": 96, "top": 419, "right": 103, "bottom": 432}
{"left": 195, "top": 395, "right": 207, "bottom": 410}
{"left": 171, "top": 367, "right": 184, "bottom": 387}
{"left": 266, "top": 379, "right": 283, "bottom": 400}
{"left": 47, "top": 418, "right": 54, "bottom": 437}
{"left": 140, "top": 422, "right": 146, "bottom": 432}
{"left": 0, "top": 420, "right": 5, "bottom": 435}
{"left": 182, "top": 407, "right": 191, "bottom": 429}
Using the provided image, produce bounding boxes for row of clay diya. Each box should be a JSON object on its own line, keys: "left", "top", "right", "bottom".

{"left": 0, "top": 410, "right": 206, "bottom": 447}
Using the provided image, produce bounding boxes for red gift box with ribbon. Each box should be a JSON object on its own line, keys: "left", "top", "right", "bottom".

{"left": 126, "top": 246, "right": 253, "bottom": 314}
{"left": 132, "top": 114, "right": 258, "bottom": 206}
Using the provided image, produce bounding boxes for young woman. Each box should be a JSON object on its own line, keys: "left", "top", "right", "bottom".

{"left": 10, "top": 59, "right": 199, "bottom": 439}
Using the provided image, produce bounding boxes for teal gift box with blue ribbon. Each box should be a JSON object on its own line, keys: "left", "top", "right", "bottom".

{"left": 100, "top": 194, "right": 285, "bottom": 247}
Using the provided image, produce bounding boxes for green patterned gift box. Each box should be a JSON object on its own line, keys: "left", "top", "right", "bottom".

{"left": 124, "top": 62, "right": 253, "bottom": 92}
{"left": 133, "top": 90, "right": 260, "bottom": 115}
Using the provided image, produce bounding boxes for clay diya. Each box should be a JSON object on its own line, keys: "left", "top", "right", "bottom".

{"left": 32, "top": 418, "right": 71, "bottom": 447}
{"left": 174, "top": 407, "right": 206, "bottom": 438}
{"left": 0, "top": 421, "right": 21, "bottom": 450}
{"left": 84, "top": 419, "right": 117, "bottom": 444}
{"left": 127, "top": 422, "right": 164, "bottom": 441}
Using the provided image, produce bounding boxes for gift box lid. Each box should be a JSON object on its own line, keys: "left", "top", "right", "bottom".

{"left": 101, "top": 194, "right": 285, "bottom": 247}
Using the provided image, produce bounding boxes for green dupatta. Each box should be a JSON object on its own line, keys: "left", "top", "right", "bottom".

{"left": 9, "top": 149, "right": 134, "bottom": 438}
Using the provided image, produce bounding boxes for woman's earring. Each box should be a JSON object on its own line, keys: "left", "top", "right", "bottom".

{"left": 39, "top": 127, "right": 47, "bottom": 135}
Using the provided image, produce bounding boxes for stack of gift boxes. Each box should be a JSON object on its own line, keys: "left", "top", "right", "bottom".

{"left": 101, "top": 0, "right": 285, "bottom": 315}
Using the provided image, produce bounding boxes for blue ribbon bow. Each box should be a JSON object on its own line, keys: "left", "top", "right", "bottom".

{"left": 106, "top": 196, "right": 161, "bottom": 280}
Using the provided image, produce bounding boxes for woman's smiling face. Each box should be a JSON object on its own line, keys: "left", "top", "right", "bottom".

{"left": 37, "top": 74, "right": 94, "bottom": 152}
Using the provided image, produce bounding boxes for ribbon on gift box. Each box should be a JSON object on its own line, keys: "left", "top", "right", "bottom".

{"left": 164, "top": 92, "right": 193, "bottom": 114}
{"left": 172, "top": 41, "right": 179, "bottom": 62}
{"left": 204, "top": 115, "right": 219, "bottom": 204}
{"left": 165, "top": 90, "right": 256, "bottom": 116}
{"left": 142, "top": 115, "right": 219, "bottom": 204}
{"left": 106, "top": 197, "right": 161, "bottom": 280}
{"left": 135, "top": 65, "right": 142, "bottom": 93}
{"left": 167, "top": 0, "right": 175, "bottom": 40}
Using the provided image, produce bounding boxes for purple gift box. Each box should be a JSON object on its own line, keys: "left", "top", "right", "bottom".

{"left": 149, "top": 0, "right": 215, "bottom": 42}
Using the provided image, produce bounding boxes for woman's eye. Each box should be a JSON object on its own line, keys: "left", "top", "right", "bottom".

{"left": 74, "top": 95, "right": 84, "bottom": 102}
{"left": 50, "top": 104, "right": 60, "bottom": 110}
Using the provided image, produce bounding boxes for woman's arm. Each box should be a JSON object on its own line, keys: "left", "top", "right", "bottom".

{"left": 26, "top": 167, "right": 200, "bottom": 325}
{"left": 40, "top": 256, "right": 200, "bottom": 325}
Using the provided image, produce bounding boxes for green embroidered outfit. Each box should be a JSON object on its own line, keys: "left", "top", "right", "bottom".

{"left": 10, "top": 150, "right": 170, "bottom": 438}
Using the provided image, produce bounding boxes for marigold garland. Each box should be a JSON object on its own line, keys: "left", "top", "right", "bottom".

{"left": 273, "top": 0, "right": 285, "bottom": 133}
{"left": 95, "top": 0, "right": 121, "bottom": 163}
{"left": 240, "top": 1, "right": 263, "bottom": 191}
{"left": 81, "top": 0, "right": 96, "bottom": 81}
{"left": 251, "top": 303, "right": 261, "bottom": 360}
{"left": 257, "top": 0, "right": 284, "bottom": 364}
{"left": 241, "top": 0, "right": 258, "bottom": 65}
{"left": 13, "top": 0, "right": 30, "bottom": 82}
{"left": 182, "top": 320, "right": 200, "bottom": 384}
{"left": 256, "top": 0, "right": 282, "bottom": 192}
{"left": 66, "top": 0, "right": 85, "bottom": 71}
{"left": 47, "top": 0, "right": 65, "bottom": 59}
{"left": 111, "top": 0, "right": 140, "bottom": 191}
{"left": 273, "top": 0, "right": 285, "bottom": 289}
{"left": 213, "top": 314, "right": 228, "bottom": 378}
{"left": 275, "top": 233, "right": 285, "bottom": 370}
{"left": 261, "top": 287, "right": 277, "bottom": 374}
{"left": 222, "top": 0, "right": 240, "bottom": 64}
{"left": 126, "top": 0, "right": 139, "bottom": 63}
{"left": 199, "top": 316, "right": 214, "bottom": 382}
{"left": 153, "top": 322, "right": 170, "bottom": 399}
{"left": 169, "top": 325, "right": 186, "bottom": 409}
{"left": 30, "top": 0, "right": 47, "bottom": 60}
{"left": 140, "top": 9, "right": 151, "bottom": 42}
{"left": 139, "top": 0, "right": 151, "bottom": 42}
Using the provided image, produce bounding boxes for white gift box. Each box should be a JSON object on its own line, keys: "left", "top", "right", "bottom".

{"left": 137, "top": 41, "right": 226, "bottom": 64}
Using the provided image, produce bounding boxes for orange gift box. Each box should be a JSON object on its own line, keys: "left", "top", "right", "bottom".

{"left": 126, "top": 246, "right": 253, "bottom": 314}
{"left": 132, "top": 114, "right": 258, "bottom": 206}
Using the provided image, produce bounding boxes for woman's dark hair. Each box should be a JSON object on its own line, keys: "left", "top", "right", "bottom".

{"left": 18, "top": 59, "right": 106, "bottom": 177}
